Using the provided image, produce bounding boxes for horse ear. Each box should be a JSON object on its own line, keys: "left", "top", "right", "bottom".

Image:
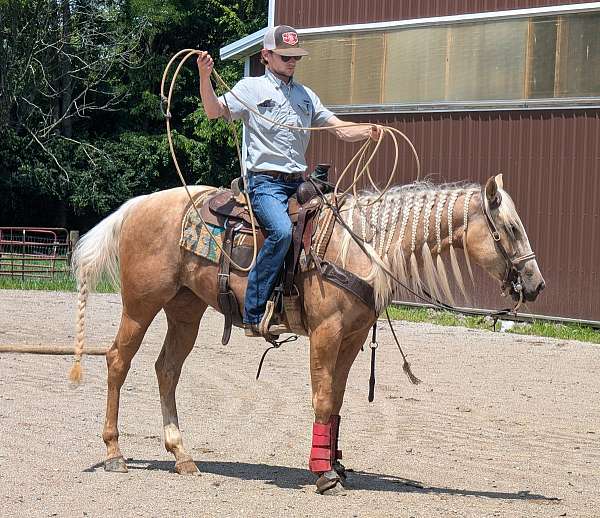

{"left": 485, "top": 176, "right": 502, "bottom": 209}
{"left": 495, "top": 173, "right": 503, "bottom": 190}
{"left": 485, "top": 176, "right": 498, "bottom": 200}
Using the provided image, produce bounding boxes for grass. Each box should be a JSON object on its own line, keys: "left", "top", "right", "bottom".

{"left": 387, "top": 304, "right": 600, "bottom": 345}
{"left": 0, "top": 273, "right": 117, "bottom": 293}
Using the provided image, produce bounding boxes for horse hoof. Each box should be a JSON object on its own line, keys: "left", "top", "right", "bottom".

{"left": 316, "top": 470, "right": 345, "bottom": 495}
{"left": 105, "top": 456, "right": 128, "bottom": 473}
{"left": 175, "top": 456, "right": 200, "bottom": 476}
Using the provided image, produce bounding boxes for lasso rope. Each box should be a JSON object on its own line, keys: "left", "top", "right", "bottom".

{"left": 160, "top": 49, "right": 422, "bottom": 270}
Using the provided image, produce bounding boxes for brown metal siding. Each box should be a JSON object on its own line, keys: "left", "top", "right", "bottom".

{"left": 305, "top": 110, "right": 600, "bottom": 321}
{"left": 276, "top": 0, "right": 589, "bottom": 28}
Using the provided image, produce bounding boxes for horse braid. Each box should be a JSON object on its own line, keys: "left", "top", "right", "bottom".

{"left": 69, "top": 271, "right": 88, "bottom": 384}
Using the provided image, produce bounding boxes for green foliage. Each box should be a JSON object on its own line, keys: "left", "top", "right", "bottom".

{"left": 0, "top": 0, "right": 268, "bottom": 229}
{"left": 507, "top": 320, "right": 600, "bottom": 344}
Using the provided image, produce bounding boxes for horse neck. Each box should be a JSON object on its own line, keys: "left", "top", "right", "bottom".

{"left": 380, "top": 186, "right": 480, "bottom": 258}
{"left": 338, "top": 186, "right": 481, "bottom": 311}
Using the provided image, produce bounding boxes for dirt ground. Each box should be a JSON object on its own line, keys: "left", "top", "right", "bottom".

{"left": 0, "top": 289, "right": 598, "bottom": 517}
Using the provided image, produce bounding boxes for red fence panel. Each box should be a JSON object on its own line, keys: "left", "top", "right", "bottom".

{"left": 0, "top": 227, "right": 72, "bottom": 279}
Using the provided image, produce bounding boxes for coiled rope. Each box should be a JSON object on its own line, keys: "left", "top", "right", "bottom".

{"left": 160, "top": 49, "right": 421, "bottom": 270}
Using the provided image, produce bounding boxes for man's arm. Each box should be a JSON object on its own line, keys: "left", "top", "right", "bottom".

{"left": 197, "top": 51, "right": 229, "bottom": 120}
{"left": 324, "top": 115, "right": 381, "bottom": 142}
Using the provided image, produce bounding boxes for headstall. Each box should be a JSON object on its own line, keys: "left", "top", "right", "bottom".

{"left": 480, "top": 187, "right": 536, "bottom": 301}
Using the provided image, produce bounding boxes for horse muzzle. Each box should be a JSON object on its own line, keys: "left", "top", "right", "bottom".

{"left": 511, "top": 278, "right": 545, "bottom": 302}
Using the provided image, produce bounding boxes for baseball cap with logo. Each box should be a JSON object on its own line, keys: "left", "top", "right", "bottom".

{"left": 263, "top": 25, "right": 309, "bottom": 57}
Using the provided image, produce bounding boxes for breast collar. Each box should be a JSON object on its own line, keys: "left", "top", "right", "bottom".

{"left": 479, "top": 187, "right": 536, "bottom": 296}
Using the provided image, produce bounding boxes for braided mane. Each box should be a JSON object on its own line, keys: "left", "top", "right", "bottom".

{"left": 338, "top": 182, "right": 479, "bottom": 311}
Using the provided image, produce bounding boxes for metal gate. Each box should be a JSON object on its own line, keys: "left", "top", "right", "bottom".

{"left": 0, "top": 227, "right": 72, "bottom": 279}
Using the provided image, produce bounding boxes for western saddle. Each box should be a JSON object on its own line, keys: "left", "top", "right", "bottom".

{"left": 199, "top": 171, "right": 376, "bottom": 345}
{"left": 200, "top": 177, "right": 323, "bottom": 344}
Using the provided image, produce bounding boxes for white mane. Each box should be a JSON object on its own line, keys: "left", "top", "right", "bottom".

{"left": 337, "top": 182, "right": 479, "bottom": 311}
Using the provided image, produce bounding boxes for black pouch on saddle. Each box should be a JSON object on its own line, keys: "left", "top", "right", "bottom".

{"left": 310, "top": 164, "right": 332, "bottom": 194}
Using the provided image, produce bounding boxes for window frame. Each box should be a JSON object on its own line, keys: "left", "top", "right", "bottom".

{"left": 294, "top": 3, "right": 600, "bottom": 113}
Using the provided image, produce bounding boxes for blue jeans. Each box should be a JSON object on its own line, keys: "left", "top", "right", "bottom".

{"left": 243, "top": 174, "right": 302, "bottom": 325}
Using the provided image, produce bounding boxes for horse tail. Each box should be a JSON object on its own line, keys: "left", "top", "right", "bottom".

{"left": 69, "top": 195, "right": 147, "bottom": 384}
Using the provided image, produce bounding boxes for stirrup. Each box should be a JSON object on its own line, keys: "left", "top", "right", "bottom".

{"left": 258, "top": 300, "right": 290, "bottom": 338}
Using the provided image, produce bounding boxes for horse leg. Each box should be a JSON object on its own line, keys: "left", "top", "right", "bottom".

{"left": 154, "top": 291, "right": 206, "bottom": 475}
{"left": 103, "top": 306, "right": 159, "bottom": 472}
{"left": 329, "top": 328, "right": 372, "bottom": 481}
{"left": 308, "top": 319, "right": 346, "bottom": 494}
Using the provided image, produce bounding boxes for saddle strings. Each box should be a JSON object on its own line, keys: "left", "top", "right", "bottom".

{"left": 160, "top": 49, "right": 422, "bottom": 272}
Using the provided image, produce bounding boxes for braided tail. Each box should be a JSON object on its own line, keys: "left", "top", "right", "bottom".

{"left": 68, "top": 195, "right": 147, "bottom": 384}
{"left": 69, "top": 273, "right": 88, "bottom": 383}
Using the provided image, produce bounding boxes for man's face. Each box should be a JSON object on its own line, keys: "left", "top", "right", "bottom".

{"left": 262, "top": 49, "right": 302, "bottom": 80}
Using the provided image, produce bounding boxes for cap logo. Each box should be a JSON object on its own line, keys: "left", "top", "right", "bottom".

{"left": 282, "top": 31, "right": 298, "bottom": 46}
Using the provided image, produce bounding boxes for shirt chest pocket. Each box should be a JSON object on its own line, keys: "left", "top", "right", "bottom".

{"left": 254, "top": 98, "right": 280, "bottom": 131}
{"left": 293, "top": 98, "right": 313, "bottom": 128}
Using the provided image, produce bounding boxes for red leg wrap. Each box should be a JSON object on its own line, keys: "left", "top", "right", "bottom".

{"left": 309, "top": 420, "right": 333, "bottom": 473}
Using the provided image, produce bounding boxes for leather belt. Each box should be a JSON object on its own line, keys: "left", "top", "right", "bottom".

{"left": 249, "top": 170, "right": 304, "bottom": 183}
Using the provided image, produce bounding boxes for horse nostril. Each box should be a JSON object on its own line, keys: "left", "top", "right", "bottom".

{"left": 538, "top": 280, "right": 546, "bottom": 292}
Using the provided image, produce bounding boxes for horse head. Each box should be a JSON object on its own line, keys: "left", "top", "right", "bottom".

{"left": 465, "top": 174, "right": 545, "bottom": 302}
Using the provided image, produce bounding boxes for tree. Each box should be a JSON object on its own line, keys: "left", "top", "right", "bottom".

{"left": 0, "top": 0, "right": 267, "bottom": 229}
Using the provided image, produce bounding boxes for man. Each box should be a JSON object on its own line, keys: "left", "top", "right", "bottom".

{"left": 197, "top": 25, "right": 380, "bottom": 337}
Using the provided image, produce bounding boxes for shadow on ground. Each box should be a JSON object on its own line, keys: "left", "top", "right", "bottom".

{"left": 85, "top": 458, "right": 561, "bottom": 502}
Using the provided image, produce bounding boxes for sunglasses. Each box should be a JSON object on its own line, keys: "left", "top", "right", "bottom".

{"left": 269, "top": 51, "right": 302, "bottom": 62}
{"left": 280, "top": 55, "right": 302, "bottom": 62}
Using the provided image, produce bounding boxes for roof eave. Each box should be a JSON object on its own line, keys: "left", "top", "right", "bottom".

{"left": 221, "top": 3, "right": 600, "bottom": 60}
{"left": 220, "top": 27, "right": 267, "bottom": 61}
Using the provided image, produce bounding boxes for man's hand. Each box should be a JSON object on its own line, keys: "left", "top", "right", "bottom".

{"left": 197, "top": 51, "right": 214, "bottom": 80}
{"left": 197, "top": 51, "right": 226, "bottom": 119}
{"left": 369, "top": 124, "right": 382, "bottom": 141}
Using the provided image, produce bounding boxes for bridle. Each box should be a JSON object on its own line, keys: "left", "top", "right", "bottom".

{"left": 480, "top": 187, "right": 537, "bottom": 303}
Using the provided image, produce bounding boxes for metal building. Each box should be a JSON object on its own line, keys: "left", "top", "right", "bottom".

{"left": 221, "top": 1, "right": 600, "bottom": 323}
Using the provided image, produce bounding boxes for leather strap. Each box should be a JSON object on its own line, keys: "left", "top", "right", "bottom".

{"left": 217, "top": 225, "right": 242, "bottom": 345}
{"left": 283, "top": 197, "right": 321, "bottom": 296}
{"left": 284, "top": 207, "right": 308, "bottom": 295}
{"left": 318, "top": 260, "right": 375, "bottom": 310}
{"left": 249, "top": 170, "right": 304, "bottom": 182}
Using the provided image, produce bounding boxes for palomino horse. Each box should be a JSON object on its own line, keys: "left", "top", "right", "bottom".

{"left": 70, "top": 174, "right": 544, "bottom": 494}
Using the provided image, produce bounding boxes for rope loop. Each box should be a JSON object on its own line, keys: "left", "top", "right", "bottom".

{"left": 160, "top": 49, "right": 422, "bottom": 273}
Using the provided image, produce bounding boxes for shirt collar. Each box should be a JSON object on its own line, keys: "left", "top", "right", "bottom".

{"left": 265, "top": 67, "right": 294, "bottom": 89}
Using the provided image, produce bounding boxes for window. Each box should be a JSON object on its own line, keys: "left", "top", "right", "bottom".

{"left": 293, "top": 12, "right": 600, "bottom": 109}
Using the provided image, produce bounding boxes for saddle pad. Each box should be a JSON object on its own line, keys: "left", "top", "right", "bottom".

{"left": 180, "top": 201, "right": 253, "bottom": 265}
